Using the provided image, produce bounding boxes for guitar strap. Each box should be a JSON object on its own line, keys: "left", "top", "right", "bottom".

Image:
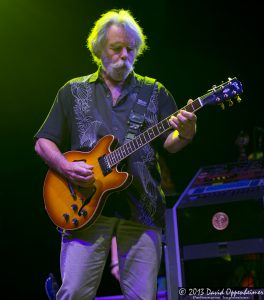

{"left": 124, "top": 76, "right": 156, "bottom": 144}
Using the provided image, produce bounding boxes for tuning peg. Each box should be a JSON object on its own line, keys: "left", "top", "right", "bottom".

{"left": 228, "top": 100, "right": 234, "bottom": 106}
{"left": 208, "top": 84, "right": 217, "bottom": 92}
{"left": 218, "top": 103, "right": 225, "bottom": 110}
{"left": 235, "top": 95, "right": 242, "bottom": 103}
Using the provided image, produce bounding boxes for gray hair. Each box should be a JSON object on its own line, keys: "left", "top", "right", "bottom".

{"left": 87, "top": 9, "right": 148, "bottom": 65}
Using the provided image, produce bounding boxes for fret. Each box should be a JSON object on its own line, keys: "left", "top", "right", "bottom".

{"left": 119, "top": 147, "right": 123, "bottom": 156}
{"left": 140, "top": 133, "right": 147, "bottom": 144}
{"left": 112, "top": 153, "right": 118, "bottom": 165}
{"left": 157, "top": 123, "right": 164, "bottom": 133}
{"left": 113, "top": 150, "right": 119, "bottom": 163}
{"left": 124, "top": 142, "right": 131, "bottom": 155}
{"left": 183, "top": 104, "right": 191, "bottom": 113}
{"left": 189, "top": 102, "right": 195, "bottom": 112}
{"left": 148, "top": 128, "right": 155, "bottom": 139}
{"left": 128, "top": 140, "right": 135, "bottom": 152}
{"left": 197, "top": 97, "right": 203, "bottom": 107}
{"left": 108, "top": 153, "right": 113, "bottom": 166}
{"left": 120, "top": 148, "right": 125, "bottom": 159}
{"left": 152, "top": 126, "right": 160, "bottom": 136}
{"left": 145, "top": 130, "right": 152, "bottom": 141}
{"left": 135, "top": 137, "right": 143, "bottom": 148}
{"left": 165, "top": 118, "right": 171, "bottom": 129}
{"left": 131, "top": 139, "right": 137, "bottom": 151}
{"left": 193, "top": 99, "right": 202, "bottom": 110}
{"left": 121, "top": 145, "right": 127, "bottom": 156}
{"left": 105, "top": 155, "right": 111, "bottom": 167}
{"left": 116, "top": 148, "right": 123, "bottom": 161}
{"left": 143, "top": 132, "right": 150, "bottom": 143}
{"left": 161, "top": 119, "right": 170, "bottom": 130}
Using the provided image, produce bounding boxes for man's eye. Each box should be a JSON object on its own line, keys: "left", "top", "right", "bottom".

{"left": 112, "top": 47, "right": 122, "bottom": 52}
{"left": 111, "top": 47, "right": 134, "bottom": 53}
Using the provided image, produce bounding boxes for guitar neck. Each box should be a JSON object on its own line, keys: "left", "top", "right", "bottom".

{"left": 107, "top": 96, "right": 205, "bottom": 167}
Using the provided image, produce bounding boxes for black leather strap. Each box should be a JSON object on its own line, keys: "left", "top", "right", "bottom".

{"left": 124, "top": 77, "right": 156, "bottom": 143}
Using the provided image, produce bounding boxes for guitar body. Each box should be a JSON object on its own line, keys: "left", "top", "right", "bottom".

{"left": 43, "top": 135, "right": 131, "bottom": 230}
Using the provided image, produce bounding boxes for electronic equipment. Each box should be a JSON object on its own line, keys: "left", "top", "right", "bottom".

{"left": 165, "top": 159, "right": 264, "bottom": 297}
{"left": 177, "top": 159, "right": 264, "bottom": 246}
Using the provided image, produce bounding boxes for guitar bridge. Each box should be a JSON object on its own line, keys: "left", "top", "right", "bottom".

{"left": 98, "top": 155, "right": 112, "bottom": 176}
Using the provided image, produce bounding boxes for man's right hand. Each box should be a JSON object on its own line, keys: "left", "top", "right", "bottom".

{"left": 35, "top": 138, "right": 95, "bottom": 188}
{"left": 62, "top": 160, "right": 95, "bottom": 188}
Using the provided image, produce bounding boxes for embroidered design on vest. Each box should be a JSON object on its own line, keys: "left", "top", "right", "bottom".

{"left": 134, "top": 161, "right": 157, "bottom": 224}
{"left": 145, "top": 84, "right": 159, "bottom": 126}
{"left": 71, "top": 81, "right": 102, "bottom": 149}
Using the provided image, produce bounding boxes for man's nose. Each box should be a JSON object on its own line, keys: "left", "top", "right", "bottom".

{"left": 120, "top": 47, "right": 128, "bottom": 59}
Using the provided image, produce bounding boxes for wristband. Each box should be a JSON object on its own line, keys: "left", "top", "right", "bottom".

{"left": 178, "top": 134, "right": 192, "bottom": 142}
{"left": 110, "top": 261, "right": 119, "bottom": 269}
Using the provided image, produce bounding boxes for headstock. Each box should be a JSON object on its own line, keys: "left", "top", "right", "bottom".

{"left": 201, "top": 77, "right": 243, "bottom": 109}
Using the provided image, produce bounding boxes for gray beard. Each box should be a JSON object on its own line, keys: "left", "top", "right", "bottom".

{"left": 101, "top": 57, "right": 133, "bottom": 82}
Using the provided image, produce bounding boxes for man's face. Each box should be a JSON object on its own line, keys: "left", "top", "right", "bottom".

{"left": 101, "top": 24, "right": 136, "bottom": 82}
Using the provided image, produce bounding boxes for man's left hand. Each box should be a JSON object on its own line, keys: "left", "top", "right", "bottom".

{"left": 169, "top": 99, "right": 197, "bottom": 140}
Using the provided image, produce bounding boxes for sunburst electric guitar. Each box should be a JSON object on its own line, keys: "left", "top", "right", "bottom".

{"left": 43, "top": 77, "right": 243, "bottom": 230}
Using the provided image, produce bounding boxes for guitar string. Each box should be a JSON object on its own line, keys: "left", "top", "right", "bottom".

{"left": 107, "top": 79, "right": 240, "bottom": 168}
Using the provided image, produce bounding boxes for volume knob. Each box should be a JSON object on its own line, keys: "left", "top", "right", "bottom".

{"left": 72, "top": 218, "right": 79, "bottom": 226}
{"left": 71, "top": 204, "right": 78, "bottom": 212}
{"left": 79, "top": 210, "right": 88, "bottom": 217}
{"left": 63, "top": 213, "right": 69, "bottom": 222}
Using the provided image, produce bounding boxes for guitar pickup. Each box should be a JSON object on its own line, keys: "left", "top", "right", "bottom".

{"left": 98, "top": 155, "right": 112, "bottom": 176}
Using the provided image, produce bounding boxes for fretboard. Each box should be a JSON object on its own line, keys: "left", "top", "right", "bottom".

{"left": 107, "top": 96, "right": 204, "bottom": 167}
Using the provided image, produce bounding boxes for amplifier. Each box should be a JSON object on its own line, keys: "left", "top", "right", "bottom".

{"left": 177, "top": 159, "right": 264, "bottom": 246}
{"left": 164, "top": 159, "right": 264, "bottom": 293}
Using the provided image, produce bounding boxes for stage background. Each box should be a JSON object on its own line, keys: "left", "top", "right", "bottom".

{"left": 0, "top": 0, "right": 262, "bottom": 298}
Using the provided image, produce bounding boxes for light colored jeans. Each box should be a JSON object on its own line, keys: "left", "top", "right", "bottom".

{"left": 56, "top": 215, "right": 162, "bottom": 300}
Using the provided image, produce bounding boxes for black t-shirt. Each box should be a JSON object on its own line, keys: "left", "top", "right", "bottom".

{"left": 35, "top": 70, "right": 177, "bottom": 228}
